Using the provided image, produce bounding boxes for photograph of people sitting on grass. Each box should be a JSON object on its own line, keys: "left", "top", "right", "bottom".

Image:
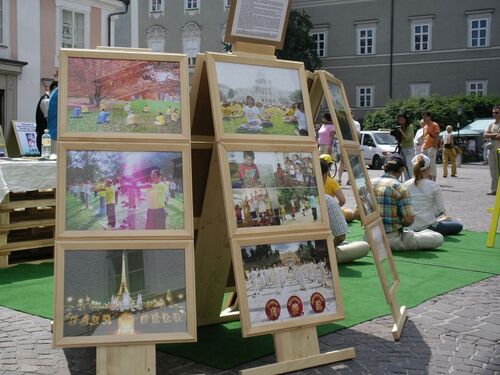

{"left": 215, "top": 61, "right": 309, "bottom": 136}
{"left": 240, "top": 239, "right": 338, "bottom": 327}
{"left": 228, "top": 151, "right": 320, "bottom": 228}
{"left": 65, "top": 150, "right": 183, "bottom": 231}
{"left": 66, "top": 57, "right": 182, "bottom": 134}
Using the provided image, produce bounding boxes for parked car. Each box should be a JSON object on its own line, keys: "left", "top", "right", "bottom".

{"left": 359, "top": 130, "right": 398, "bottom": 169}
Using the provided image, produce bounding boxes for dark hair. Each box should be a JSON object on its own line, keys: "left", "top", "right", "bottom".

{"left": 421, "top": 110, "right": 432, "bottom": 118}
{"left": 396, "top": 112, "right": 409, "bottom": 124}
{"left": 243, "top": 151, "right": 255, "bottom": 159}
{"left": 49, "top": 80, "right": 58, "bottom": 91}
{"left": 323, "top": 112, "right": 332, "bottom": 122}
{"left": 320, "top": 160, "right": 329, "bottom": 175}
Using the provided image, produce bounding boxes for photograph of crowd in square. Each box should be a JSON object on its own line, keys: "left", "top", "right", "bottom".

{"left": 66, "top": 56, "right": 182, "bottom": 134}
{"left": 64, "top": 150, "right": 183, "bottom": 231}
{"left": 215, "top": 61, "right": 309, "bottom": 136}
{"left": 62, "top": 249, "right": 187, "bottom": 338}
{"left": 239, "top": 240, "right": 338, "bottom": 328}
{"left": 228, "top": 150, "right": 320, "bottom": 228}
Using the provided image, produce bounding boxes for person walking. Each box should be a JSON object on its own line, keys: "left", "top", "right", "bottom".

{"left": 421, "top": 111, "right": 440, "bottom": 181}
{"left": 442, "top": 125, "right": 457, "bottom": 178}
{"left": 483, "top": 105, "right": 500, "bottom": 195}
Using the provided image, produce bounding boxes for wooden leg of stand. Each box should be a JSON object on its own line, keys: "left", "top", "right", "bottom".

{"left": 390, "top": 297, "right": 407, "bottom": 341}
{"left": 240, "top": 327, "right": 355, "bottom": 375}
{"left": 96, "top": 345, "right": 156, "bottom": 375}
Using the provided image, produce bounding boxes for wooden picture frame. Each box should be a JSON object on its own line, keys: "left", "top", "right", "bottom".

{"left": 53, "top": 240, "right": 196, "bottom": 347}
{"left": 317, "top": 71, "right": 359, "bottom": 147}
{"left": 231, "top": 233, "right": 344, "bottom": 337}
{"left": 205, "top": 52, "right": 316, "bottom": 145}
{"left": 56, "top": 141, "right": 193, "bottom": 239}
{"left": 364, "top": 219, "right": 400, "bottom": 302}
{"left": 343, "top": 147, "right": 379, "bottom": 224}
{"left": 217, "top": 143, "right": 329, "bottom": 237}
{"left": 224, "top": 0, "right": 291, "bottom": 49}
{"left": 12, "top": 121, "right": 39, "bottom": 156}
{"left": 58, "top": 48, "right": 190, "bottom": 142}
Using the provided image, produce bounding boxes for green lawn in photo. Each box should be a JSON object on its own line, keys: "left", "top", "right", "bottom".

{"left": 67, "top": 100, "right": 181, "bottom": 134}
{"left": 223, "top": 111, "right": 301, "bottom": 136}
{"left": 65, "top": 192, "right": 184, "bottom": 231}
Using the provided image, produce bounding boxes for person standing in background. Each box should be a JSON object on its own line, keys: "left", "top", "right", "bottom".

{"left": 35, "top": 81, "right": 58, "bottom": 154}
{"left": 483, "top": 105, "right": 500, "bottom": 195}
{"left": 317, "top": 112, "right": 335, "bottom": 155}
{"left": 396, "top": 113, "right": 415, "bottom": 180}
{"left": 421, "top": 111, "right": 440, "bottom": 181}
{"left": 47, "top": 83, "right": 59, "bottom": 144}
{"left": 442, "top": 125, "right": 457, "bottom": 178}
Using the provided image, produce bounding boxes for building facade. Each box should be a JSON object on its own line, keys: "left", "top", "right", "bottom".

{"left": 113, "top": 0, "right": 499, "bottom": 120}
{"left": 0, "top": 0, "right": 122, "bottom": 154}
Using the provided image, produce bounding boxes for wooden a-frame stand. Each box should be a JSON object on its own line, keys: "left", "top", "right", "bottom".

{"left": 191, "top": 40, "right": 355, "bottom": 373}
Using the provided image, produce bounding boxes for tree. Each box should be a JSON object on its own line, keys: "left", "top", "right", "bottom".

{"left": 276, "top": 10, "right": 322, "bottom": 71}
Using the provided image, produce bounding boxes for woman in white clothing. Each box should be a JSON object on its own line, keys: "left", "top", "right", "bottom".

{"left": 404, "top": 154, "right": 463, "bottom": 236}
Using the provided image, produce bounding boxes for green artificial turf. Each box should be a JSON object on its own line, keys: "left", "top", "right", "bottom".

{"left": 0, "top": 228, "right": 499, "bottom": 369}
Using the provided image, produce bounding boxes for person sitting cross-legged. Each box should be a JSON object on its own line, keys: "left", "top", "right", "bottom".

{"left": 321, "top": 161, "right": 370, "bottom": 263}
{"left": 404, "top": 154, "right": 463, "bottom": 236}
{"left": 371, "top": 153, "right": 444, "bottom": 251}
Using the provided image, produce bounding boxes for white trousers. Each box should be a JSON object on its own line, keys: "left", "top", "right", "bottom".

{"left": 386, "top": 229, "right": 443, "bottom": 251}
{"left": 336, "top": 241, "right": 370, "bottom": 263}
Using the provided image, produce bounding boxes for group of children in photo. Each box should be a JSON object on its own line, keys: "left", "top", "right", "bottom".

{"left": 67, "top": 170, "right": 179, "bottom": 231}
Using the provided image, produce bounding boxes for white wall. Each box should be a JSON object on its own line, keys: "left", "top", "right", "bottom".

{"left": 16, "top": 0, "right": 41, "bottom": 122}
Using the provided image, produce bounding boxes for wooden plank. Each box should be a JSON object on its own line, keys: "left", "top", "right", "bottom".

{"left": 391, "top": 304, "right": 408, "bottom": 341}
{"left": 96, "top": 344, "right": 156, "bottom": 375}
{"left": 0, "top": 218, "right": 55, "bottom": 232}
{"left": 0, "top": 198, "right": 56, "bottom": 210}
{"left": 0, "top": 238, "right": 53, "bottom": 254}
{"left": 240, "top": 348, "right": 355, "bottom": 375}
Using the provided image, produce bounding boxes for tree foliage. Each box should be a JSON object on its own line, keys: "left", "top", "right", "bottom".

{"left": 276, "top": 10, "right": 322, "bottom": 71}
{"left": 362, "top": 95, "right": 500, "bottom": 131}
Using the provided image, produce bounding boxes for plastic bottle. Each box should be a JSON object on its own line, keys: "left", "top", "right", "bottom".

{"left": 41, "top": 129, "right": 51, "bottom": 158}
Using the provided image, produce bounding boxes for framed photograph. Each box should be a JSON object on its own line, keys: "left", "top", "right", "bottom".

{"left": 364, "top": 219, "right": 400, "bottom": 302}
{"left": 58, "top": 49, "right": 190, "bottom": 141}
{"left": 205, "top": 53, "right": 316, "bottom": 144}
{"left": 53, "top": 240, "right": 196, "bottom": 347}
{"left": 12, "top": 121, "right": 39, "bottom": 156}
{"left": 231, "top": 234, "right": 344, "bottom": 337}
{"left": 224, "top": 0, "right": 291, "bottom": 49}
{"left": 218, "top": 143, "right": 328, "bottom": 236}
{"left": 56, "top": 142, "right": 193, "bottom": 239}
{"left": 344, "top": 147, "right": 379, "bottom": 224}
{"left": 0, "top": 125, "right": 9, "bottom": 157}
{"left": 317, "top": 71, "right": 359, "bottom": 147}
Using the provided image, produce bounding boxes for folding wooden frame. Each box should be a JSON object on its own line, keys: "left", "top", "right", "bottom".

{"left": 58, "top": 48, "right": 191, "bottom": 142}
{"left": 204, "top": 52, "right": 317, "bottom": 145}
{"left": 364, "top": 219, "right": 400, "bottom": 302}
{"left": 56, "top": 141, "right": 193, "bottom": 239}
{"left": 343, "top": 147, "right": 380, "bottom": 224}
{"left": 217, "top": 142, "right": 329, "bottom": 237}
{"left": 224, "top": 0, "right": 291, "bottom": 49}
{"left": 53, "top": 240, "right": 196, "bottom": 347}
{"left": 315, "top": 70, "right": 359, "bottom": 147}
{"left": 230, "top": 232, "right": 343, "bottom": 337}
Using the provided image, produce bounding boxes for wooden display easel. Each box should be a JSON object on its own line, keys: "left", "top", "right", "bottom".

{"left": 310, "top": 70, "right": 407, "bottom": 340}
{"left": 192, "top": 20, "right": 355, "bottom": 372}
{"left": 486, "top": 150, "right": 500, "bottom": 247}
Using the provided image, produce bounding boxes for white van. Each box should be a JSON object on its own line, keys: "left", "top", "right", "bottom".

{"left": 359, "top": 130, "right": 398, "bottom": 169}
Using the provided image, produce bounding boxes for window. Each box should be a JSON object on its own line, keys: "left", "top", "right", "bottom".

{"left": 185, "top": 0, "right": 199, "bottom": 10}
{"left": 61, "top": 9, "right": 85, "bottom": 48}
{"left": 357, "top": 86, "right": 374, "bottom": 108}
{"left": 150, "top": 0, "right": 163, "bottom": 13}
{"left": 411, "top": 21, "right": 432, "bottom": 51}
{"left": 467, "top": 12, "right": 491, "bottom": 47}
{"left": 356, "top": 24, "right": 376, "bottom": 55}
{"left": 225, "top": 0, "right": 231, "bottom": 8}
{"left": 183, "top": 22, "right": 201, "bottom": 67}
{"left": 147, "top": 25, "right": 166, "bottom": 52}
{"left": 466, "top": 80, "right": 487, "bottom": 96}
{"left": 362, "top": 134, "right": 375, "bottom": 147}
{"left": 410, "top": 83, "right": 430, "bottom": 97}
{"left": 311, "top": 31, "right": 327, "bottom": 57}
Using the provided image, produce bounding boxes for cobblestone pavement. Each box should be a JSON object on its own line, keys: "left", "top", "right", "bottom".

{"left": 1, "top": 163, "right": 498, "bottom": 374}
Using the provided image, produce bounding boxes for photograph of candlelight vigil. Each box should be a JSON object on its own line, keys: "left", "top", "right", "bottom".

{"left": 61, "top": 249, "right": 187, "bottom": 339}
{"left": 327, "top": 81, "right": 355, "bottom": 143}
{"left": 64, "top": 150, "right": 183, "bottom": 232}
{"left": 239, "top": 239, "right": 339, "bottom": 330}
{"left": 227, "top": 150, "right": 320, "bottom": 228}
{"left": 65, "top": 56, "right": 182, "bottom": 134}
{"left": 215, "top": 61, "right": 309, "bottom": 136}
